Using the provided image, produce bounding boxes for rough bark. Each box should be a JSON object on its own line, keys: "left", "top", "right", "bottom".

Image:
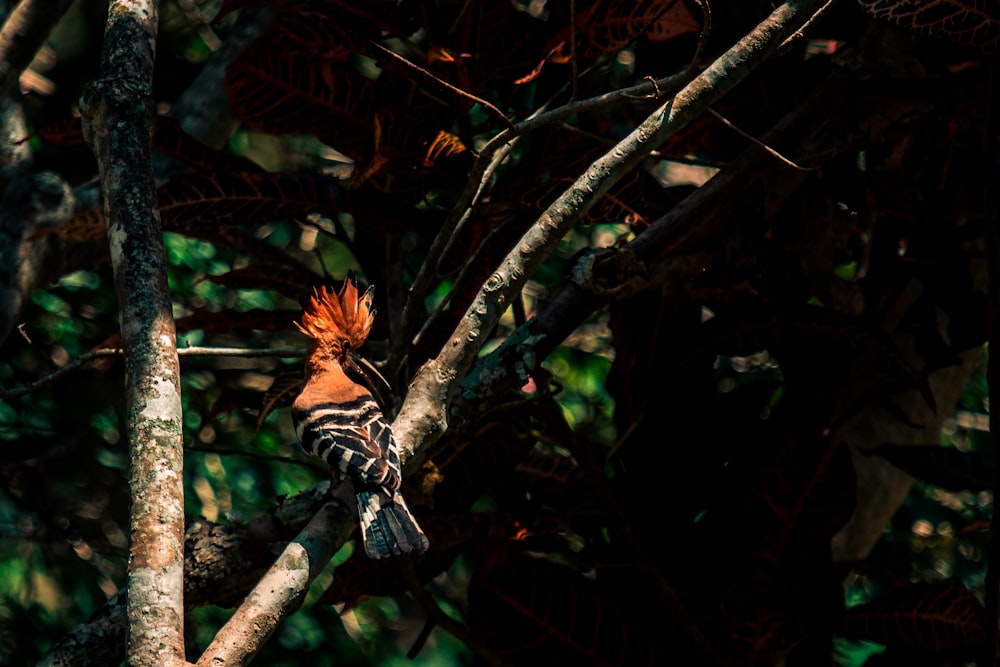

{"left": 80, "top": 3, "right": 189, "bottom": 667}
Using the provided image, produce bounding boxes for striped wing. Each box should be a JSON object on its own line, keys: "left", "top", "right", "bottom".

{"left": 292, "top": 396, "right": 401, "bottom": 489}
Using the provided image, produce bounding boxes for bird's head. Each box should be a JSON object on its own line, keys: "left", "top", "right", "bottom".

{"left": 296, "top": 277, "right": 376, "bottom": 364}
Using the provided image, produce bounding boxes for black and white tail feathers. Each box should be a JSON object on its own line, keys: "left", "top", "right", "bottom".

{"left": 292, "top": 394, "right": 429, "bottom": 559}
{"left": 357, "top": 487, "right": 429, "bottom": 558}
{"left": 294, "top": 280, "right": 429, "bottom": 559}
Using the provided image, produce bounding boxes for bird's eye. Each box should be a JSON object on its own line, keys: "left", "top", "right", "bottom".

{"left": 341, "top": 339, "right": 351, "bottom": 353}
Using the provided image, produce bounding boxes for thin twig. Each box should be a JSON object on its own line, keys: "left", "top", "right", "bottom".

{"left": 707, "top": 107, "right": 818, "bottom": 171}
{"left": 778, "top": 0, "right": 836, "bottom": 51}
{"left": 569, "top": 0, "right": 578, "bottom": 100}
{"left": 370, "top": 42, "right": 512, "bottom": 130}
{"left": 186, "top": 444, "right": 326, "bottom": 472}
{"left": 0, "top": 346, "right": 305, "bottom": 400}
{"left": 384, "top": 137, "right": 516, "bottom": 374}
{"left": 981, "top": 54, "right": 999, "bottom": 667}
{"left": 690, "top": 0, "right": 712, "bottom": 67}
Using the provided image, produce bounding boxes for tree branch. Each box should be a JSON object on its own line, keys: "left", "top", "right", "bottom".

{"left": 0, "top": 0, "right": 74, "bottom": 101}
{"left": 0, "top": 346, "right": 306, "bottom": 400}
{"left": 194, "top": 484, "right": 356, "bottom": 667}
{"left": 80, "top": 3, "right": 189, "bottom": 666}
{"left": 393, "top": 0, "right": 834, "bottom": 461}
{"left": 456, "top": 70, "right": 851, "bottom": 421}
{"left": 37, "top": 483, "right": 335, "bottom": 667}
{"left": 197, "top": 5, "right": 833, "bottom": 658}
{"left": 384, "top": 63, "right": 696, "bottom": 375}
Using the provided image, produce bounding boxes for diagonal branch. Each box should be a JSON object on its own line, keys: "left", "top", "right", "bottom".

{"left": 194, "top": 485, "right": 356, "bottom": 667}
{"left": 456, "top": 69, "right": 853, "bottom": 419}
{"left": 198, "top": 2, "right": 835, "bottom": 662}
{"left": 80, "top": 3, "right": 190, "bottom": 667}
{"left": 384, "top": 65, "right": 696, "bottom": 376}
{"left": 0, "top": 0, "right": 74, "bottom": 100}
{"left": 392, "top": 0, "right": 835, "bottom": 460}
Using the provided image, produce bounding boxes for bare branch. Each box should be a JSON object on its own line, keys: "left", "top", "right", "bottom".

{"left": 0, "top": 346, "right": 305, "bottom": 400}
{"left": 456, "top": 70, "right": 854, "bottom": 418}
{"left": 393, "top": 0, "right": 835, "bottom": 461}
{"left": 80, "top": 2, "right": 189, "bottom": 665}
{"left": 689, "top": 0, "right": 712, "bottom": 67}
{"left": 707, "top": 107, "right": 817, "bottom": 171}
{"left": 0, "top": 0, "right": 74, "bottom": 101}
{"left": 194, "top": 486, "right": 356, "bottom": 667}
{"left": 384, "top": 65, "right": 696, "bottom": 375}
{"left": 369, "top": 41, "right": 512, "bottom": 130}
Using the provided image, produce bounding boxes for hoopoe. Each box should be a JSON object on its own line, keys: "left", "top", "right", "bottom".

{"left": 292, "top": 278, "right": 429, "bottom": 558}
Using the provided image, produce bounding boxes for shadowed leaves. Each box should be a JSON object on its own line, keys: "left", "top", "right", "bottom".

{"left": 225, "top": 24, "right": 376, "bottom": 161}
{"left": 158, "top": 172, "right": 342, "bottom": 231}
{"left": 841, "top": 579, "right": 986, "bottom": 657}
{"left": 469, "top": 555, "right": 659, "bottom": 665}
{"left": 726, "top": 436, "right": 856, "bottom": 664}
{"left": 203, "top": 265, "right": 319, "bottom": 297}
{"left": 868, "top": 443, "right": 992, "bottom": 493}
{"left": 857, "top": 0, "right": 1000, "bottom": 52}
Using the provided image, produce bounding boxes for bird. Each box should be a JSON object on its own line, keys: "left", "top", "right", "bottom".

{"left": 291, "top": 278, "right": 429, "bottom": 558}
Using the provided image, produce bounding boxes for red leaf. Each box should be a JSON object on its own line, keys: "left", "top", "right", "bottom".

{"left": 157, "top": 172, "right": 341, "bottom": 231}
{"left": 226, "top": 35, "right": 375, "bottom": 161}
{"left": 842, "top": 579, "right": 986, "bottom": 655}
{"left": 204, "top": 265, "right": 318, "bottom": 297}
{"left": 857, "top": 0, "right": 1000, "bottom": 52}
{"left": 175, "top": 308, "right": 301, "bottom": 334}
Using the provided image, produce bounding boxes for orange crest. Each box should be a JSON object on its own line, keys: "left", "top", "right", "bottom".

{"left": 297, "top": 279, "right": 376, "bottom": 358}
